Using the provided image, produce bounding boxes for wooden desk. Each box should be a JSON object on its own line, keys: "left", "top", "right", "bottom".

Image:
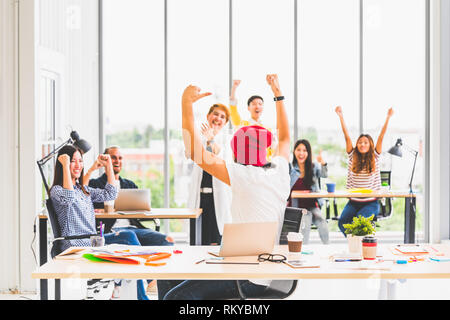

{"left": 38, "top": 208, "right": 202, "bottom": 300}
{"left": 32, "top": 244, "right": 450, "bottom": 300}
{"left": 291, "top": 191, "right": 417, "bottom": 244}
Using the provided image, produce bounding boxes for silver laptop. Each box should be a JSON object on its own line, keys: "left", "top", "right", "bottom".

{"left": 209, "top": 221, "right": 278, "bottom": 257}
{"left": 114, "top": 189, "right": 151, "bottom": 212}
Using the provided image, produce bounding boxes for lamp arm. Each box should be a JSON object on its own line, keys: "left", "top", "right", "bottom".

{"left": 408, "top": 150, "right": 418, "bottom": 194}
{"left": 37, "top": 160, "right": 50, "bottom": 196}
{"left": 403, "top": 143, "right": 419, "bottom": 157}
{"left": 37, "top": 138, "right": 72, "bottom": 166}
{"left": 36, "top": 138, "right": 72, "bottom": 197}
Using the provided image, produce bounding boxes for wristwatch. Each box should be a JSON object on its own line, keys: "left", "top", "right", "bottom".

{"left": 273, "top": 96, "right": 285, "bottom": 101}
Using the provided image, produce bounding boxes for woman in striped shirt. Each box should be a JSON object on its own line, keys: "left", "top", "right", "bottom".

{"left": 335, "top": 106, "right": 394, "bottom": 235}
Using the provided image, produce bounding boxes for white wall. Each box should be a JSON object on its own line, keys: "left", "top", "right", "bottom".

{"left": 0, "top": 0, "right": 20, "bottom": 292}
{"left": 0, "top": 0, "right": 99, "bottom": 292}
{"left": 430, "top": 0, "right": 450, "bottom": 243}
{"left": 438, "top": 0, "right": 450, "bottom": 241}
{"left": 38, "top": 0, "right": 100, "bottom": 161}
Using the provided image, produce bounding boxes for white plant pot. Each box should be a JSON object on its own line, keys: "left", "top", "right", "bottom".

{"left": 347, "top": 235, "right": 363, "bottom": 254}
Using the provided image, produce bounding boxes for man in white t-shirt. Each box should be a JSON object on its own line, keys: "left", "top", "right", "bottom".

{"left": 157, "top": 74, "right": 291, "bottom": 300}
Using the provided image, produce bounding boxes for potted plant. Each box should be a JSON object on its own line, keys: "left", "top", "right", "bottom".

{"left": 343, "top": 215, "right": 376, "bottom": 254}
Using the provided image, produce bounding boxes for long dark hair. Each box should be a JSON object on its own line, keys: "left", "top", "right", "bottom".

{"left": 292, "top": 139, "right": 314, "bottom": 189}
{"left": 352, "top": 134, "right": 376, "bottom": 174}
{"left": 51, "top": 145, "right": 90, "bottom": 196}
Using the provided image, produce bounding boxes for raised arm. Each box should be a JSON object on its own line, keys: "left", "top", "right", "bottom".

{"left": 83, "top": 157, "right": 103, "bottom": 185}
{"left": 182, "top": 85, "right": 230, "bottom": 185}
{"left": 266, "top": 74, "right": 290, "bottom": 161}
{"left": 58, "top": 154, "right": 74, "bottom": 190}
{"left": 335, "top": 106, "right": 353, "bottom": 154}
{"left": 375, "top": 108, "right": 394, "bottom": 154}
{"left": 84, "top": 154, "right": 115, "bottom": 186}
{"left": 229, "top": 80, "right": 242, "bottom": 127}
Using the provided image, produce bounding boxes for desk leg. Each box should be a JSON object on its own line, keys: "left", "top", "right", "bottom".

{"left": 39, "top": 218, "right": 48, "bottom": 300}
{"left": 190, "top": 215, "right": 202, "bottom": 245}
{"left": 379, "top": 279, "right": 406, "bottom": 300}
{"left": 404, "top": 197, "right": 416, "bottom": 244}
{"left": 55, "top": 279, "right": 61, "bottom": 300}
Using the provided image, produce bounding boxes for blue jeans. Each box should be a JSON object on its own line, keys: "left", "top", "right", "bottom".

{"left": 104, "top": 229, "right": 148, "bottom": 300}
{"left": 301, "top": 207, "right": 329, "bottom": 244}
{"left": 338, "top": 200, "right": 380, "bottom": 236}
{"left": 112, "top": 227, "right": 173, "bottom": 246}
{"left": 157, "top": 280, "right": 268, "bottom": 300}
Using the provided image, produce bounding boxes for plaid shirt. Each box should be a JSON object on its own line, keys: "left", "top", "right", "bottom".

{"left": 50, "top": 183, "right": 118, "bottom": 251}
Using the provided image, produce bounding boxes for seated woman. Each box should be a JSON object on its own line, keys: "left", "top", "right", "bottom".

{"left": 49, "top": 145, "right": 148, "bottom": 300}
{"left": 288, "top": 139, "right": 329, "bottom": 244}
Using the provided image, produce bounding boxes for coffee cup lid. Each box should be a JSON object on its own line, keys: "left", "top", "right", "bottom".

{"left": 287, "top": 232, "right": 303, "bottom": 241}
{"left": 362, "top": 236, "right": 377, "bottom": 243}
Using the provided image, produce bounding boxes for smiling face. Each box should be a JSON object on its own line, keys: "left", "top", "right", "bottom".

{"left": 294, "top": 143, "right": 309, "bottom": 165}
{"left": 207, "top": 108, "right": 228, "bottom": 132}
{"left": 247, "top": 97, "right": 264, "bottom": 121}
{"left": 356, "top": 136, "right": 371, "bottom": 154}
{"left": 106, "top": 147, "right": 123, "bottom": 175}
{"left": 70, "top": 150, "right": 83, "bottom": 180}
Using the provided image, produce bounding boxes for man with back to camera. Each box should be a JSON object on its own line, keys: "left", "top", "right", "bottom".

{"left": 157, "top": 74, "right": 291, "bottom": 300}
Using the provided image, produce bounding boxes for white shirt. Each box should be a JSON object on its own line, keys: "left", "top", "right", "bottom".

{"left": 108, "top": 179, "right": 132, "bottom": 229}
{"left": 187, "top": 131, "right": 233, "bottom": 234}
{"left": 226, "top": 156, "right": 290, "bottom": 227}
{"left": 225, "top": 156, "right": 290, "bottom": 286}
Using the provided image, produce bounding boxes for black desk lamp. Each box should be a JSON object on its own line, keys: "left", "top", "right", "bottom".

{"left": 37, "top": 130, "right": 92, "bottom": 195}
{"left": 388, "top": 138, "right": 418, "bottom": 194}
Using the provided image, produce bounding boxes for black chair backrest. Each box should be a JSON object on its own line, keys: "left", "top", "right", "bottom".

{"left": 380, "top": 171, "right": 391, "bottom": 187}
{"left": 378, "top": 171, "right": 393, "bottom": 219}
{"left": 259, "top": 206, "right": 303, "bottom": 299}
{"left": 45, "top": 198, "right": 63, "bottom": 257}
{"left": 279, "top": 207, "right": 304, "bottom": 245}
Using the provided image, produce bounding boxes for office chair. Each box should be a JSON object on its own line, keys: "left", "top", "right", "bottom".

{"left": 316, "top": 177, "right": 338, "bottom": 222}
{"left": 45, "top": 198, "right": 117, "bottom": 299}
{"left": 46, "top": 198, "right": 97, "bottom": 258}
{"left": 328, "top": 171, "right": 394, "bottom": 223}
{"left": 374, "top": 171, "right": 393, "bottom": 222}
{"left": 235, "top": 206, "right": 304, "bottom": 300}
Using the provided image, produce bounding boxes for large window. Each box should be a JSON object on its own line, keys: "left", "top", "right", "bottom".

{"left": 38, "top": 72, "right": 57, "bottom": 207}
{"left": 363, "top": 0, "right": 426, "bottom": 239}
{"left": 232, "top": 0, "right": 294, "bottom": 133}
{"left": 297, "top": 0, "right": 360, "bottom": 217}
{"left": 101, "top": 0, "right": 428, "bottom": 242}
{"left": 102, "top": 0, "right": 166, "bottom": 213}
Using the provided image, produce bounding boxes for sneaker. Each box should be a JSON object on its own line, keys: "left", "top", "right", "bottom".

{"left": 111, "top": 284, "right": 121, "bottom": 300}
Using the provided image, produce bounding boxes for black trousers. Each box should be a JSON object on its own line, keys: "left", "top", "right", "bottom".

{"left": 200, "top": 192, "right": 221, "bottom": 245}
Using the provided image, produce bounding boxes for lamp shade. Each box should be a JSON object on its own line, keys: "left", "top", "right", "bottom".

{"left": 70, "top": 130, "right": 92, "bottom": 154}
{"left": 74, "top": 139, "right": 92, "bottom": 154}
{"left": 388, "top": 138, "right": 403, "bottom": 157}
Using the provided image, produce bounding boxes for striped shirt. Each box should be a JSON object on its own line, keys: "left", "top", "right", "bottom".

{"left": 346, "top": 150, "right": 381, "bottom": 202}
{"left": 50, "top": 183, "right": 118, "bottom": 252}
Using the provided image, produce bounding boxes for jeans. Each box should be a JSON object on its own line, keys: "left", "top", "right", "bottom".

{"left": 157, "top": 280, "right": 268, "bottom": 300}
{"left": 112, "top": 227, "right": 173, "bottom": 246}
{"left": 301, "top": 207, "right": 329, "bottom": 244}
{"left": 104, "top": 229, "right": 148, "bottom": 300}
{"left": 338, "top": 200, "right": 380, "bottom": 236}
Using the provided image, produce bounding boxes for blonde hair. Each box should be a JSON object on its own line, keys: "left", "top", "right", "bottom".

{"left": 208, "top": 104, "right": 230, "bottom": 123}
